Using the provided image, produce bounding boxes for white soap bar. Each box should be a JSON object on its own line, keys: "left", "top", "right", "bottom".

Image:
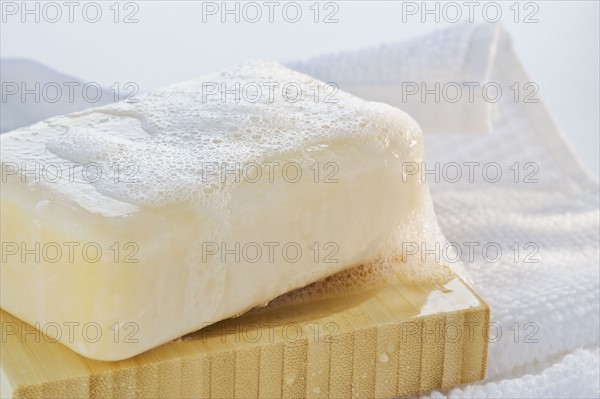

{"left": 0, "top": 62, "right": 438, "bottom": 360}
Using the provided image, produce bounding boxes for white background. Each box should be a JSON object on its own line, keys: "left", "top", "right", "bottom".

{"left": 1, "top": 0, "right": 598, "bottom": 177}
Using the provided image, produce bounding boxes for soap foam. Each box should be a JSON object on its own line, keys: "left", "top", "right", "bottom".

{"left": 45, "top": 61, "right": 421, "bottom": 210}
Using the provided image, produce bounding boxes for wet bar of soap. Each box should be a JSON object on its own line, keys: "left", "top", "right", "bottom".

{"left": 0, "top": 62, "right": 439, "bottom": 361}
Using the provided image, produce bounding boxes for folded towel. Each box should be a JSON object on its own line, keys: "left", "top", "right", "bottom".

{"left": 292, "top": 23, "right": 600, "bottom": 398}
{"left": 287, "top": 23, "right": 499, "bottom": 135}
{"left": 426, "top": 24, "right": 599, "bottom": 399}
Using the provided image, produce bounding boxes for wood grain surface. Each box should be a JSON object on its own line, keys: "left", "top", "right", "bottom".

{"left": 1, "top": 267, "right": 488, "bottom": 399}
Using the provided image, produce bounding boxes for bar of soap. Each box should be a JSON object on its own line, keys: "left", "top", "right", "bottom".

{"left": 0, "top": 61, "right": 439, "bottom": 361}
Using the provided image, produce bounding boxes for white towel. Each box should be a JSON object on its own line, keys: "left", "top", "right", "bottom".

{"left": 291, "top": 23, "right": 600, "bottom": 398}
{"left": 287, "top": 23, "right": 499, "bottom": 135}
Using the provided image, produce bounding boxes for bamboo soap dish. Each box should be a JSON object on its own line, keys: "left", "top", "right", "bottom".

{"left": 0, "top": 263, "right": 488, "bottom": 399}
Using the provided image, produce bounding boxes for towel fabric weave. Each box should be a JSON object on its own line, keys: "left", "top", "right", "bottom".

{"left": 292, "top": 23, "right": 600, "bottom": 398}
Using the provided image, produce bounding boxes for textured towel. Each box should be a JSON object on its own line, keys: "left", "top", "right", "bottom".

{"left": 292, "top": 23, "right": 600, "bottom": 398}
{"left": 288, "top": 23, "right": 499, "bottom": 135}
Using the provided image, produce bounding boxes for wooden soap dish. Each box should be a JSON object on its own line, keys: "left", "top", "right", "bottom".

{"left": 0, "top": 262, "right": 488, "bottom": 399}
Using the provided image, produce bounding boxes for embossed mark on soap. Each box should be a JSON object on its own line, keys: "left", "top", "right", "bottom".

{"left": 1, "top": 1, "right": 140, "bottom": 23}
{"left": 1, "top": 241, "right": 140, "bottom": 264}
{"left": 400, "top": 1, "right": 540, "bottom": 24}
{"left": 200, "top": 1, "right": 339, "bottom": 24}
{"left": 2, "top": 321, "right": 140, "bottom": 344}
{"left": 1, "top": 81, "right": 139, "bottom": 104}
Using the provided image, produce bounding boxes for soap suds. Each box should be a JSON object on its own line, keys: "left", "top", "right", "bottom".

{"left": 44, "top": 61, "right": 421, "bottom": 209}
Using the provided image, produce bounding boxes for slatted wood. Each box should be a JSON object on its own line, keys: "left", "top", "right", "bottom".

{"left": 0, "top": 269, "right": 488, "bottom": 399}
